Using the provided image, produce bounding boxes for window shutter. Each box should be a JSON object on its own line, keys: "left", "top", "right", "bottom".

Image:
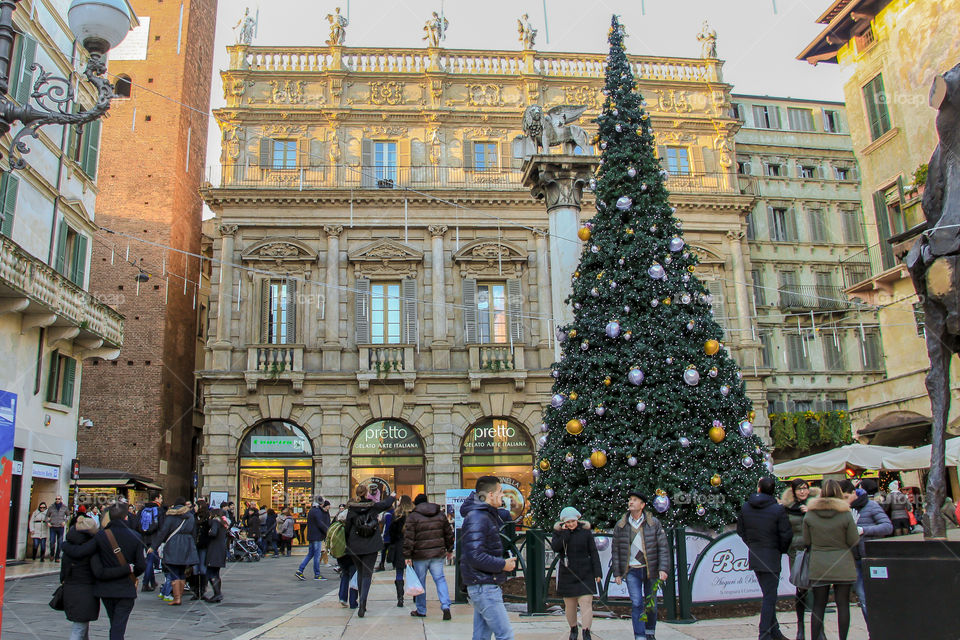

{"left": 285, "top": 280, "right": 297, "bottom": 343}
{"left": 14, "top": 36, "right": 36, "bottom": 106}
{"left": 81, "top": 118, "right": 100, "bottom": 179}
{"left": 259, "top": 137, "right": 272, "bottom": 167}
{"left": 355, "top": 277, "right": 370, "bottom": 344}
{"left": 398, "top": 139, "right": 411, "bottom": 170}
{"left": 68, "top": 106, "right": 80, "bottom": 162}
{"left": 656, "top": 146, "right": 666, "bottom": 167}
{"left": 506, "top": 278, "right": 523, "bottom": 343}
{"left": 298, "top": 138, "right": 310, "bottom": 168}
{"left": 401, "top": 278, "right": 417, "bottom": 345}
{"left": 71, "top": 234, "right": 88, "bottom": 288}
{"left": 46, "top": 351, "right": 60, "bottom": 402}
{"left": 360, "top": 139, "right": 374, "bottom": 187}
{"left": 872, "top": 190, "right": 895, "bottom": 269}
{"left": 462, "top": 137, "right": 473, "bottom": 170}
{"left": 260, "top": 279, "right": 270, "bottom": 343}
{"left": 500, "top": 140, "right": 512, "bottom": 169}
{"left": 0, "top": 172, "right": 18, "bottom": 237}
{"left": 61, "top": 357, "right": 76, "bottom": 407}
{"left": 706, "top": 280, "right": 726, "bottom": 331}
{"left": 54, "top": 220, "right": 68, "bottom": 275}
{"left": 773, "top": 106, "right": 782, "bottom": 129}
{"left": 766, "top": 206, "right": 776, "bottom": 241}
{"left": 462, "top": 278, "right": 478, "bottom": 344}
{"left": 786, "top": 207, "right": 799, "bottom": 241}
{"left": 8, "top": 35, "right": 23, "bottom": 101}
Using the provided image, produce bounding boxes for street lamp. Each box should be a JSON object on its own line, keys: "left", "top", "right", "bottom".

{"left": 0, "top": 0, "right": 131, "bottom": 170}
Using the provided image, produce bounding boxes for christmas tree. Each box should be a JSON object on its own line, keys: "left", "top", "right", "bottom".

{"left": 529, "top": 16, "right": 769, "bottom": 530}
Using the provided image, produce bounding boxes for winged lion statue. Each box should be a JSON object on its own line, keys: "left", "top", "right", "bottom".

{"left": 521, "top": 104, "right": 591, "bottom": 155}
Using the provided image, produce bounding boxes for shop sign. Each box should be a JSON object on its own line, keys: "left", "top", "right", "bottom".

{"left": 32, "top": 463, "right": 60, "bottom": 480}
{"left": 445, "top": 489, "right": 473, "bottom": 529}
{"left": 249, "top": 435, "right": 308, "bottom": 454}
{"left": 11, "top": 461, "right": 22, "bottom": 476}
{"left": 690, "top": 532, "right": 793, "bottom": 603}
{"left": 498, "top": 476, "right": 526, "bottom": 522}
{"left": 353, "top": 421, "right": 423, "bottom": 456}
{"left": 462, "top": 420, "right": 531, "bottom": 455}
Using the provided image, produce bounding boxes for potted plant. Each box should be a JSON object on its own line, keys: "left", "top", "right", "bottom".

{"left": 906, "top": 163, "right": 928, "bottom": 199}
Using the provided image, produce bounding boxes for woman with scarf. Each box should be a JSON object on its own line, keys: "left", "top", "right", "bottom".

{"left": 782, "top": 478, "right": 819, "bottom": 640}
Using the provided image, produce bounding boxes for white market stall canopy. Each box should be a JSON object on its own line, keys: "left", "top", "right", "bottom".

{"left": 774, "top": 444, "right": 908, "bottom": 476}
{"left": 882, "top": 438, "right": 960, "bottom": 471}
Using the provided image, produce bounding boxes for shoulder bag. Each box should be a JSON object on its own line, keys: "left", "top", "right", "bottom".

{"left": 789, "top": 547, "right": 811, "bottom": 588}
{"left": 104, "top": 528, "right": 139, "bottom": 590}
{"left": 157, "top": 519, "right": 186, "bottom": 560}
{"left": 49, "top": 583, "right": 65, "bottom": 611}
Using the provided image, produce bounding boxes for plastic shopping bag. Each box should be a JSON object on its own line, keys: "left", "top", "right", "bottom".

{"left": 349, "top": 570, "right": 358, "bottom": 591}
{"left": 404, "top": 565, "right": 424, "bottom": 597}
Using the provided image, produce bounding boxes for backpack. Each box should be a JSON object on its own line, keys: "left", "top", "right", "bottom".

{"left": 327, "top": 521, "right": 346, "bottom": 558}
{"left": 352, "top": 510, "right": 380, "bottom": 538}
{"left": 139, "top": 505, "right": 159, "bottom": 536}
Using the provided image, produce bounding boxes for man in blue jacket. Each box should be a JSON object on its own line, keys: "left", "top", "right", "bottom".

{"left": 295, "top": 498, "right": 330, "bottom": 581}
{"left": 460, "top": 475, "right": 516, "bottom": 640}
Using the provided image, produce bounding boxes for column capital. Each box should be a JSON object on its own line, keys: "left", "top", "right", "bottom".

{"left": 532, "top": 227, "right": 549, "bottom": 238}
{"left": 428, "top": 224, "right": 448, "bottom": 238}
{"left": 521, "top": 154, "right": 600, "bottom": 213}
{"left": 324, "top": 225, "right": 344, "bottom": 237}
{"left": 218, "top": 223, "right": 238, "bottom": 237}
{"left": 725, "top": 230, "right": 746, "bottom": 242}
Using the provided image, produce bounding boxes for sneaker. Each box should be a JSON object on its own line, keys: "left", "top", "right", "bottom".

{"left": 314, "top": 575, "right": 327, "bottom": 581}
{"left": 442, "top": 609, "right": 451, "bottom": 621}
{"left": 295, "top": 571, "right": 305, "bottom": 581}
{"left": 161, "top": 594, "right": 174, "bottom": 602}
{"left": 339, "top": 600, "right": 348, "bottom": 608}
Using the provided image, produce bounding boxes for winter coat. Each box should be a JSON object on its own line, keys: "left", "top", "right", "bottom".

{"left": 803, "top": 497, "right": 860, "bottom": 584}
{"left": 243, "top": 508, "right": 260, "bottom": 537}
{"left": 306, "top": 506, "right": 330, "bottom": 542}
{"left": 403, "top": 501, "right": 455, "bottom": 560}
{"left": 205, "top": 517, "right": 229, "bottom": 568}
{"left": 551, "top": 521, "right": 602, "bottom": 597}
{"left": 263, "top": 512, "right": 277, "bottom": 539}
{"left": 60, "top": 517, "right": 100, "bottom": 623}
{"left": 195, "top": 513, "right": 211, "bottom": 551}
{"left": 849, "top": 493, "right": 893, "bottom": 557}
{"left": 345, "top": 496, "right": 395, "bottom": 557}
{"left": 382, "top": 510, "right": 394, "bottom": 544}
{"left": 46, "top": 503, "right": 68, "bottom": 528}
{"left": 156, "top": 505, "right": 199, "bottom": 566}
{"left": 29, "top": 509, "right": 48, "bottom": 538}
{"left": 611, "top": 510, "right": 671, "bottom": 578}
{"left": 277, "top": 514, "right": 295, "bottom": 539}
{"left": 90, "top": 519, "right": 146, "bottom": 599}
{"left": 884, "top": 490, "right": 912, "bottom": 521}
{"left": 780, "top": 486, "right": 820, "bottom": 560}
{"left": 736, "top": 493, "right": 792, "bottom": 574}
{"left": 138, "top": 502, "right": 163, "bottom": 548}
{"left": 459, "top": 493, "right": 507, "bottom": 586}
{"left": 387, "top": 514, "right": 406, "bottom": 569}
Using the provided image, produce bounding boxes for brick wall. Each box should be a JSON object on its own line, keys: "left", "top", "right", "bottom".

{"left": 79, "top": 0, "right": 217, "bottom": 499}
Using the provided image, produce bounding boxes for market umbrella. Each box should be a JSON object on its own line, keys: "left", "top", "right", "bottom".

{"left": 881, "top": 437, "right": 960, "bottom": 471}
{"left": 773, "top": 444, "right": 908, "bottom": 477}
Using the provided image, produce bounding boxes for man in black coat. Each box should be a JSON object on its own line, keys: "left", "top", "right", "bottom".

{"left": 737, "top": 476, "right": 792, "bottom": 640}
{"left": 296, "top": 498, "right": 330, "bottom": 580}
{"left": 91, "top": 504, "right": 146, "bottom": 640}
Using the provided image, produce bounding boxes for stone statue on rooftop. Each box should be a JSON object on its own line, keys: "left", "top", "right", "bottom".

{"left": 234, "top": 8, "right": 258, "bottom": 46}
{"left": 521, "top": 104, "right": 591, "bottom": 155}
{"left": 326, "top": 7, "right": 348, "bottom": 46}
{"left": 697, "top": 20, "right": 717, "bottom": 59}
{"left": 423, "top": 11, "right": 449, "bottom": 47}
{"left": 517, "top": 14, "right": 537, "bottom": 50}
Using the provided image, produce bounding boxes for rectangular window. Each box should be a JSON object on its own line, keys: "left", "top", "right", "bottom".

{"left": 0, "top": 172, "right": 18, "bottom": 237}
{"left": 737, "top": 160, "right": 750, "bottom": 175}
{"left": 473, "top": 142, "right": 498, "bottom": 171}
{"left": 835, "top": 166, "right": 851, "bottom": 181}
{"left": 808, "top": 209, "right": 828, "bottom": 243}
{"left": 53, "top": 221, "right": 88, "bottom": 288}
{"left": 759, "top": 332, "right": 773, "bottom": 367}
{"left": 786, "top": 334, "right": 810, "bottom": 371}
{"left": 815, "top": 272, "right": 836, "bottom": 308}
{"left": 787, "top": 107, "right": 815, "bottom": 132}
{"left": 829, "top": 399, "right": 848, "bottom": 412}
{"left": 823, "top": 333, "right": 844, "bottom": 371}
{"left": 855, "top": 24, "right": 876, "bottom": 52}
{"left": 745, "top": 212, "right": 756, "bottom": 240}
{"left": 842, "top": 210, "right": 863, "bottom": 243}
{"left": 371, "top": 282, "right": 402, "bottom": 345}
{"left": 45, "top": 350, "right": 77, "bottom": 407}
{"left": 794, "top": 400, "right": 814, "bottom": 412}
{"left": 477, "top": 282, "right": 508, "bottom": 344}
{"left": 823, "top": 109, "right": 840, "bottom": 133}
{"left": 765, "top": 163, "right": 783, "bottom": 177}
{"left": 863, "top": 74, "right": 892, "bottom": 141}
{"left": 769, "top": 207, "right": 796, "bottom": 242}
{"left": 271, "top": 140, "right": 297, "bottom": 170}
{"left": 751, "top": 269, "right": 765, "bottom": 307}
{"left": 374, "top": 141, "right": 398, "bottom": 182}
{"left": 665, "top": 147, "right": 690, "bottom": 176}
{"left": 800, "top": 165, "right": 818, "bottom": 179}
{"left": 779, "top": 270, "right": 800, "bottom": 307}
{"left": 844, "top": 265, "right": 869, "bottom": 288}
{"left": 730, "top": 103, "right": 743, "bottom": 120}
{"left": 863, "top": 331, "right": 883, "bottom": 369}
{"left": 266, "top": 281, "right": 289, "bottom": 344}
{"left": 913, "top": 302, "right": 925, "bottom": 338}
{"left": 752, "top": 105, "right": 781, "bottom": 129}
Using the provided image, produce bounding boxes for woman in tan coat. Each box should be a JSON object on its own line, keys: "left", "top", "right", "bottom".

{"left": 802, "top": 479, "right": 860, "bottom": 640}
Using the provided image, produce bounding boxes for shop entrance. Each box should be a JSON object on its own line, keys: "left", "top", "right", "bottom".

{"left": 350, "top": 420, "right": 425, "bottom": 499}
{"left": 461, "top": 418, "right": 534, "bottom": 522}
{"left": 238, "top": 421, "right": 314, "bottom": 514}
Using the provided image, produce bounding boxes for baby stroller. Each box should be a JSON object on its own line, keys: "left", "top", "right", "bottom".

{"left": 230, "top": 526, "right": 260, "bottom": 562}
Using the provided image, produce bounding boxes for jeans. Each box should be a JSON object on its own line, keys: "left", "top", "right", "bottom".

{"left": 101, "top": 596, "right": 135, "bottom": 640}
{"left": 467, "top": 584, "right": 514, "bottom": 640}
{"left": 69, "top": 621, "right": 90, "bottom": 640}
{"left": 49, "top": 526, "right": 64, "bottom": 560}
{"left": 160, "top": 571, "right": 173, "bottom": 597}
{"left": 338, "top": 556, "right": 358, "bottom": 607}
{"left": 196, "top": 549, "right": 207, "bottom": 577}
{"left": 32, "top": 537, "right": 45, "bottom": 560}
{"left": 625, "top": 567, "right": 657, "bottom": 637}
{"left": 413, "top": 557, "right": 452, "bottom": 614}
{"left": 167, "top": 563, "right": 187, "bottom": 581}
{"left": 854, "top": 559, "right": 867, "bottom": 618}
{"left": 755, "top": 571, "right": 782, "bottom": 639}
{"left": 352, "top": 552, "right": 377, "bottom": 610}
{"left": 143, "top": 550, "right": 158, "bottom": 588}
{"left": 298, "top": 541, "right": 323, "bottom": 576}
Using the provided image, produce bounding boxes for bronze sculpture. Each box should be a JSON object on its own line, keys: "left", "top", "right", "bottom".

{"left": 521, "top": 105, "right": 591, "bottom": 155}
{"left": 904, "top": 62, "right": 960, "bottom": 539}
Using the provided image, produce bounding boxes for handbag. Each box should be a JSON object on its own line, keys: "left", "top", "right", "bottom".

{"left": 104, "top": 528, "right": 139, "bottom": 590}
{"left": 157, "top": 519, "right": 186, "bottom": 560}
{"left": 404, "top": 564, "right": 425, "bottom": 597}
{"left": 49, "top": 583, "right": 65, "bottom": 611}
{"left": 789, "top": 548, "right": 811, "bottom": 588}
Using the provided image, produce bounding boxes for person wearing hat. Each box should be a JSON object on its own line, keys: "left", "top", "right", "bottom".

{"left": 551, "top": 507, "right": 602, "bottom": 640}
{"left": 611, "top": 490, "right": 670, "bottom": 640}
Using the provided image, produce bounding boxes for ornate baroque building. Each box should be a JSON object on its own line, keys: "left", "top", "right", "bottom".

{"left": 199, "top": 41, "right": 764, "bottom": 508}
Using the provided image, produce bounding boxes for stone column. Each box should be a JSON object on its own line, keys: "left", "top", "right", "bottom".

{"left": 211, "top": 224, "right": 238, "bottom": 370}
{"left": 534, "top": 229, "right": 553, "bottom": 366}
{"left": 429, "top": 225, "right": 450, "bottom": 369}
{"left": 322, "top": 225, "right": 343, "bottom": 370}
{"left": 726, "top": 230, "right": 752, "bottom": 336}
{"left": 427, "top": 403, "right": 457, "bottom": 503}
{"left": 522, "top": 155, "right": 599, "bottom": 336}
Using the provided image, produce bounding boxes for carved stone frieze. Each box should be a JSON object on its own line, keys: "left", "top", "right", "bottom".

{"left": 242, "top": 237, "right": 317, "bottom": 262}
{"left": 559, "top": 85, "right": 600, "bottom": 109}
{"left": 348, "top": 238, "right": 424, "bottom": 278}
{"left": 368, "top": 81, "right": 406, "bottom": 105}
{"left": 453, "top": 239, "right": 527, "bottom": 278}
{"left": 269, "top": 80, "right": 308, "bottom": 104}
{"left": 364, "top": 125, "right": 409, "bottom": 137}
{"left": 466, "top": 84, "right": 504, "bottom": 107}
{"left": 462, "top": 127, "right": 507, "bottom": 138}
{"left": 656, "top": 89, "right": 692, "bottom": 113}
{"left": 264, "top": 124, "right": 307, "bottom": 137}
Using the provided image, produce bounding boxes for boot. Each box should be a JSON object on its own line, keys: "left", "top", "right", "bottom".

{"left": 568, "top": 626, "right": 578, "bottom": 640}
{"left": 395, "top": 580, "right": 404, "bottom": 607}
{"left": 198, "top": 575, "right": 208, "bottom": 600}
{"left": 582, "top": 630, "right": 592, "bottom": 640}
{"left": 189, "top": 575, "right": 202, "bottom": 600}
{"left": 206, "top": 575, "right": 223, "bottom": 603}
{"left": 169, "top": 579, "right": 184, "bottom": 605}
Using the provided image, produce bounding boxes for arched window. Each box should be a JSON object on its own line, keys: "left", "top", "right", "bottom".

{"left": 238, "top": 420, "right": 313, "bottom": 516}
{"left": 350, "top": 420, "right": 425, "bottom": 499}
{"left": 460, "top": 418, "right": 534, "bottom": 521}
{"left": 114, "top": 74, "right": 132, "bottom": 99}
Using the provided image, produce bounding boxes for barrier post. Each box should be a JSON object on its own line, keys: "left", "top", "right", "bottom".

{"left": 453, "top": 528, "right": 467, "bottom": 604}
{"left": 662, "top": 528, "right": 677, "bottom": 620}
{"left": 674, "top": 528, "right": 696, "bottom": 623}
{"left": 524, "top": 528, "right": 547, "bottom": 614}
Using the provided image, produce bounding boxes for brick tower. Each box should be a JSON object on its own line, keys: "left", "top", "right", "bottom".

{"left": 79, "top": 0, "right": 217, "bottom": 498}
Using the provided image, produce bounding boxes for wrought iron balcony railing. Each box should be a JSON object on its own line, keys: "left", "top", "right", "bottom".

{"left": 778, "top": 285, "right": 853, "bottom": 311}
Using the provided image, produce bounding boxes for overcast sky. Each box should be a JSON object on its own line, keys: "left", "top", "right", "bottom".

{"left": 203, "top": 0, "right": 847, "bottom": 175}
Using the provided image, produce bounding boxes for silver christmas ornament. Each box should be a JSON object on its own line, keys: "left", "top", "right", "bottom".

{"left": 669, "top": 237, "right": 685, "bottom": 252}
{"left": 624, "top": 332, "right": 632, "bottom": 341}
{"left": 595, "top": 405, "right": 606, "bottom": 416}
{"left": 589, "top": 178, "right": 597, "bottom": 189}
{"left": 600, "top": 142, "right": 607, "bottom": 149}
{"left": 616, "top": 196, "right": 633, "bottom": 210}
{"left": 545, "top": 487, "right": 555, "bottom": 498}
{"left": 707, "top": 366, "right": 718, "bottom": 378}
{"left": 683, "top": 367, "right": 700, "bottom": 386}
{"left": 618, "top": 258, "right": 625, "bottom": 266}
{"left": 742, "top": 456, "right": 755, "bottom": 469}
{"left": 664, "top": 256, "right": 672, "bottom": 264}
{"left": 565, "top": 452, "right": 575, "bottom": 464}
{"left": 651, "top": 299, "right": 659, "bottom": 307}
{"left": 682, "top": 274, "right": 691, "bottom": 282}
{"left": 556, "top": 328, "right": 568, "bottom": 342}
{"left": 641, "top": 183, "right": 648, "bottom": 192}
{"left": 533, "top": 469, "right": 540, "bottom": 480}
{"left": 591, "top": 245, "right": 600, "bottom": 254}
{"left": 551, "top": 394, "right": 565, "bottom": 408}
{"left": 720, "top": 385, "right": 730, "bottom": 396}
{"left": 686, "top": 321, "right": 695, "bottom": 330}
{"left": 696, "top": 505, "right": 706, "bottom": 516}
{"left": 738, "top": 420, "right": 754, "bottom": 437}
{"left": 552, "top": 369, "right": 560, "bottom": 378}
{"left": 537, "top": 435, "right": 548, "bottom": 447}
{"left": 666, "top": 357, "right": 674, "bottom": 364}
{"left": 591, "top": 288, "right": 599, "bottom": 297}
{"left": 574, "top": 302, "right": 582, "bottom": 310}
{"left": 627, "top": 455, "right": 638, "bottom": 467}
{"left": 636, "top": 401, "right": 646, "bottom": 412}
{"left": 583, "top": 459, "right": 593, "bottom": 469}
{"left": 653, "top": 494, "right": 670, "bottom": 513}
{"left": 541, "top": 422, "right": 550, "bottom": 432}
{"left": 765, "top": 460, "right": 775, "bottom": 473}
{"left": 648, "top": 264, "right": 666, "bottom": 280}
{"left": 624, "top": 305, "right": 631, "bottom": 313}
{"left": 595, "top": 537, "right": 611, "bottom": 551}
{"left": 580, "top": 341, "right": 590, "bottom": 351}
{"left": 615, "top": 123, "right": 622, "bottom": 132}
{"left": 680, "top": 293, "right": 692, "bottom": 304}
{"left": 736, "top": 371, "right": 743, "bottom": 380}
{"left": 650, "top": 224, "right": 658, "bottom": 233}
{"left": 610, "top": 281, "right": 617, "bottom": 289}
{"left": 605, "top": 321, "right": 622, "bottom": 338}
{"left": 628, "top": 368, "right": 645, "bottom": 385}
{"left": 627, "top": 167, "right": 637, "bottom": 178}
{"left": 612, "top": 109, "right": 619, "bottom": 116}
{"left": 679, "top": 436, "right": 691, "bottom": 447}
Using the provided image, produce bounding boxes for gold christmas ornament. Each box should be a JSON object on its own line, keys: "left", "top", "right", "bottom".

{"left": 574, "top": 271, "right": 580, "bottom": 279}
{"left": 704, "top": 339, "right": 720, "bottom": 356}
{"left": 709, "top": 425, "right": 726, "bottom": 443}
{"left": 603, "top": 376, "right": 612, "bottom": 386}
{"left": 626, "top": 228, "right": 635, "bottom": 235}
{"left": 578, "top": 227, "right": 591, "bottom": 242}
{"left": 710, "top": 474, "right": 722, "bottom": 487}
{"left": 569, "top": 329, "right": 577, "bottom": 338}
{"left": 569, "top": 391, "right": 579, "bottom": 401}
{"left": 539, "top": 459, "right": 551, "bottom": 471}
{"left": 663, "top": 297, "right": 672, "bottom": 305}
{"left": 565, "top": 419, "right": 584, "bottom": 435}
{"left": 749, "top": 410, "right": 756, "bottom": 421}
{"left": 597, "top": 271, "right": 605, "bottom": 280}
{"left": 687, "top": 265, "right": 696, "bottom": 273}
{"left": 590, "top": 450, "right": 608, "bottom": 468}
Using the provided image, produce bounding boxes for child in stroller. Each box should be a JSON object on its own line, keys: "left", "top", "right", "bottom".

{"left": 230, "top": 526, "right": 261, "bottom": 562}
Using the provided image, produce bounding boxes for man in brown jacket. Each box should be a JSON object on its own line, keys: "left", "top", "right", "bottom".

{"left": 403, "top": 493, "right": 455, "bottom": 619}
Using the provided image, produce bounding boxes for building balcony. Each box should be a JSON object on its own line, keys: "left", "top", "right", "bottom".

{"left": 778, "top": 285, "right": 853, "bottom": 311}
{"left": 468, "top": 343, "right": 527, "bottom": 391}
{"left": 244, "top": 344, "right": 304, "bottom": 392}
{"left": 0, "top": 233, "right": 123, "bottom": 349}
{"left": 357, "top": 344, "right": 416, "bottom": 392}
